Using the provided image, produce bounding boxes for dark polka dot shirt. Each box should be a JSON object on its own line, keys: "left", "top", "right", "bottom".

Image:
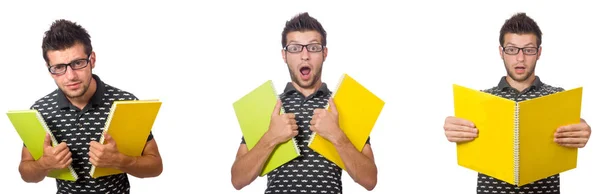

{"left": 241, "top": 82, "right": 370, "bottom": 194}
{"left": 29, "top": 74, "right": 153, "bottom": 194}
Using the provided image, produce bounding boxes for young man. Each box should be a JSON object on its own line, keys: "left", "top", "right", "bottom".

{"left": 18, "top": 19, "right": 163, "bottom": 194}
{"left": 443, "top": 13, "right": 592, "bottom": 194}
{"left": 231, "top": 13, "right": 378, "bottom": 193}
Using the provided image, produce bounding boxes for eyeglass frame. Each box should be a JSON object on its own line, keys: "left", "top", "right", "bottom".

{"left": 283, "top": 43, "right": 325, "bottom": 53}
{"left": 47, "top": 54, "right": 92, "bottom": 75}
{"left": 501, "top": 46, "right": 540, "bottom": 55}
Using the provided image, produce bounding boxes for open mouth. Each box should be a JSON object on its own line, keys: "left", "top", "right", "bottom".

{"left": 300, "top": 66, "right": 311, "bottom": 80}
{"left": 515, "top": 66, "right": 525, "bottom": 73}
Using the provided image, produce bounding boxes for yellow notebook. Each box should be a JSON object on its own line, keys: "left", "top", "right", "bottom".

{"left": 453, "top": 84, "right": 582, "bottom": 186}
{"left": 89, "top": 99, "right": 162, "bottom": 178}
{"left": 6, "top": 109, "right": 79, "bottom": 181}
{"left": 308, "top": 74, "right": 384, "bottom": 170}
{"left": 233, "top": 80, "right": 301, "bottom": 176}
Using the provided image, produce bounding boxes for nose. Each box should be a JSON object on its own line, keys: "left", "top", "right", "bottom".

{"left": 516, "top": 49, "right": 525, "bottom": 62}
{"left": 300, "top": 47, "right": 310, "bottom": 61}
{"left": 64, "top": 65, "right": 78, "bottom": 80}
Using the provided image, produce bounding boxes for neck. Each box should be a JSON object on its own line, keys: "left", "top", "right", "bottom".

{"left": 68, "top": 77, "right": 97, "bottom": 110}
{"left": 292, "top": 79, "right": 323, "bottom": 97}
{"left": 506, "top": 74, "right": 536, "bottom": 92}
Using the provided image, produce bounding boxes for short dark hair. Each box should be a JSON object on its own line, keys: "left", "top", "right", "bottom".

{"left": 42, "top": 19, "right": 92, "bottom": 64}
{"left": 281, "top": 12, "right": 327, "bottom": 48}
{"left": 499, "top": 12, "right": 542, "bottom": 46}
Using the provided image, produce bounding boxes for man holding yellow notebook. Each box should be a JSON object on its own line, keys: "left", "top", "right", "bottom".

{"left": 443, "top": 13, "right": 591, "bottom": 194}
{"left": 16, "top": 19, "right": 163, "bottom": 194}
{"left": 231, "top": 13, "right": 378, "bottom": 193}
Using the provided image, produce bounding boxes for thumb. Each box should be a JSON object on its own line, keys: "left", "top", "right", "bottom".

{"left": 272, "top": 99, "right": 283, "bottom": 116}
{"left": 43, "top": 133, "right": 52, "bottom": 148}
{"left": 328, "top": 98, "right": 338, "bottom": 114}
{"left": 104, "top": 133, "right": 115, "bottom": 145}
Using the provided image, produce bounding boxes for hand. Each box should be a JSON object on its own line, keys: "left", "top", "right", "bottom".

{"left": 40, "top": 133, "right": 73, "bottom": 170}
{"left": 264, "top": 99, "right": 299, "bottom": 145}
{"left": 310, "top": 98, "right": 345, "bottom": 144}
{"left": 554, "top": 118, "right": 591, "bottom": 148}
{"left": 443, "top": 116, "right": 478, "bottom": 142}
{"left": 89, "top": 133, "right": 123, "bottom": 168}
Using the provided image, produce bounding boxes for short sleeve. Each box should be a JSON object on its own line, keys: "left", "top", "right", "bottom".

{"left": 365, "top": 136, "right": 371, "bottom": 145}
{"left": 146, "top": 131, "right": 154, "bottom": 141}
{"left": 240, "top": 136, "right": 246, "bottom": 144}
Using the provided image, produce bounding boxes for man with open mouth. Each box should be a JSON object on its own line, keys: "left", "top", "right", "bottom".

{"left": 231, "top": 12, "right": 378, "bottom": 194}
{"left": 442, "top": 12, "right": 592, "bottom": 194}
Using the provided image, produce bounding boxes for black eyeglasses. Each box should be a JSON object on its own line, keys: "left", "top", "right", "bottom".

{"left": 284, "top": 43, "right": 324, "bottom": 53}
{"left": 47, "top": 55, "right": 91, "bottom": 75}
{"left": 502, "top": 46, "right": 539, "bottom": 55}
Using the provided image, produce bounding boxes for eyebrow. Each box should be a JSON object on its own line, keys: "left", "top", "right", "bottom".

{"left": 505, "top": 42, "right": 537, "bottom": 47}
{"left": 287, "top": 39, "right": 321, "bottom": 45}
{"left": 49, "top": 56, "right": 89, "bottom": 66}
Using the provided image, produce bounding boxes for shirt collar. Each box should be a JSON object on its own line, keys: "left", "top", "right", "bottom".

{"left": 283, "top": 82, "right": 331, "bottom": 96}
{"left": 57, "top": 74, "right": 105, "bottom": 109}
{"left": 497, "top": 75, "right": 543, "bottom": 91}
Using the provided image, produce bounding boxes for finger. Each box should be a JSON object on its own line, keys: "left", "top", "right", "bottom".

{"left": 556, "top": 125, "right": 581, "bottom": 133}
{"left": 291, "top": 124, "right": 299, "bottom": 130}
{"left": 286, "top": 113, "right": 295, "bottom": 119}
{"left": 449, "top": 117, "right": 475, "bottom": 127}
{"left": 89, "top": 144, "right": 101, "bottom": 155}
{"left": 328, "top": 97, "right": 338, "bottom": 114}
{"left": 56, "top": 148, "right": 70, "bottom": 161}
{"left": 88, "top": 150, "right": 100, "bottom": 160}
{"left": 272, "top": 99, "right": 283, "bottom": 116}
{"left": 288, "top": 118, "right": 296, "bottom": 125}
{"left": 292, "top": 130, "right": 299, "bottom": 136}
{"left": 447, "top": 125, "right": 478, "bottom": 133}
{"left": 557, "top": 143, "right": 585, "bottom": 148}
{"left": 446, "top": 131, "right": 478, "bottom": 138}
{"left": 309, "top": 125, "right": 316, "bottom": 132}
{"left": 554, "top": 137, "right": 587, "bottom": 144}
{"left": 310, "top": 119, "right": 316, "bottom": 125}
{"left": 58, "top": 151, "right": 72, "bottom": 165}
{"left": 104, "top": 133, "right": 115, "bottom": 145}
{"left": 60, "top": 158, "right": 73, "bottom": 169}
{"left": 313, "top": 109, "right": 323, "bottom": 115}
{"left": 448, "top": 137, "right": 475, "bottom": 142}
{"left": 43, "top": 133, "right": 52, "bottom": 148}
{"left": 89, "top": 141, "right": 100, "bottom": 149}
{"left": 53, "top": 142, "right": 68, "bottom": 155}
{"left": 555, "top": 131, "right": 585, "bottom": 138}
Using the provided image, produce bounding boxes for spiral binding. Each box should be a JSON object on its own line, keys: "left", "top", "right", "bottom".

{"left": 514, "top": 103, "right": 520, "bottom": 186}
{"left": 37, "top": 111, "right": 79, "bottom": 181}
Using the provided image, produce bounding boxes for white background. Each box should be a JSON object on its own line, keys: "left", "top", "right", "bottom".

{"left": 0, "top": 0, "right": 598, "bottom": 193}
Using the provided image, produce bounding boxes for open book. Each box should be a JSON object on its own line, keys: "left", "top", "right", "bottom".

{"left": 453, "top": 84, "right": 582, "bottom": 186}
{"left": 308, "top": 74, "right": 385, "bottom": 170}
{"left": 6, "top": 110, "right": 79, "bottom": 181}
{"left": 233, "top": 80, "right": 301, "bottom": 176}
{"left": 89, "top": 99, "right": 162, "bottom": 178}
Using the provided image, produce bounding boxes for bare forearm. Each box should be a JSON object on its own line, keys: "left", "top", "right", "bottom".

{"left": 19, "top": 160, "right": 49, "bottom": 183}
{"left": 333, "top": 136, "right": 377, "bottom": 190}
{"left": 231, "top": 138, "right": 277, "bottom": 190}
{"left": 118, "top": 154, "right": 162, "bottom": 178}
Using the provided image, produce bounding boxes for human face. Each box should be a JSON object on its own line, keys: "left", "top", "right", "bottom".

{"left": 499, "top": 33, "right": 541, "bottom": 82}
{"left": 46, "top": 43, "right": 96, "bottom": 99}
{"left": 281, "top": 30, "right": 328, "bottom": 89}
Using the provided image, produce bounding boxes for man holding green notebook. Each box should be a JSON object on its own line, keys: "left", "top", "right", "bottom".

{"left": 231, "top": 13, "right": 378, "bottom": 193}
{"left": 443, "top": 13, "right": 592, "bottom": 194}
{"left": 17, "top": 19, "right": 163, "bottom": 194}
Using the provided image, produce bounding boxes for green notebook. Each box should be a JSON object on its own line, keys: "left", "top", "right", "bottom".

{"left": 6, "top": 110, "right": 79, "bottom": 181}
{"left": 233, "top": 80, "right": 301, "bottom": 176}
